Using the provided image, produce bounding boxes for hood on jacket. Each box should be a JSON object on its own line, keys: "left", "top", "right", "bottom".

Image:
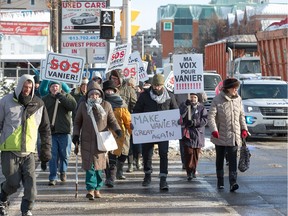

{"left": 86, "top": 80, "right": 104, "bottom": 100}
{"left": 109, "top": 70, "right": 124, "bottom": 87}
{"left": 15, "top": 74, "right": 35, "bottom": 100}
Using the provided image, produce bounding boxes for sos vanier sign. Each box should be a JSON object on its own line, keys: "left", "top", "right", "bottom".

{"left": 173, "top": 54, "right": 204, "bottom": 94}
{"left": 106, "top": 43, "right": 131, "bottom": 73}
{"left": 42, "top": 52, "right": 85, "bottom": 85}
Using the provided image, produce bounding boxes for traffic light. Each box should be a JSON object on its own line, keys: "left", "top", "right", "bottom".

{"left": 120, "top": 10, "right": 140, "bottom": 38}
{"left": 100, "top": 10, "right": 115, "bottom": 40}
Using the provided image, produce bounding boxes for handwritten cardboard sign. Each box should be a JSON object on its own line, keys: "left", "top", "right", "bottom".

{"left": 173, "top": 54, "right": 204, "bottom": 94}
{"left": 131, "top": 109, "right": 182, "bottom": 144}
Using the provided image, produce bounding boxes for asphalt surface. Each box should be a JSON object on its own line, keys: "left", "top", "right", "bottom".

{"left": 0, "top": 138, "right": 287, "bottom": 216}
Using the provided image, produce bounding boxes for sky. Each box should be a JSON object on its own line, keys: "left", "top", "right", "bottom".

{"left": 111, "top": 0, "right": 288, "bottom": 31}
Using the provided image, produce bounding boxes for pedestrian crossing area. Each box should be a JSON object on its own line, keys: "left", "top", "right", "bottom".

{"left": 1, "top": 153, "right": 241, "bottom": 216}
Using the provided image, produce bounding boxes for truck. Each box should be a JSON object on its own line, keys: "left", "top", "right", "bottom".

{"left": 204, "top": 34, "right": 260, "bottom": 80}
{"left": 255, "top": 18, "right": 288, "bottom": 81}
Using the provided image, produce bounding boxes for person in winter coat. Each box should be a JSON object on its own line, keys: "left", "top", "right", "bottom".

{"left": 179, "top": 93, "right": 208, "bottom": 181}
{"left": 39, "top": 79, "right": 71, "bottom": 97}
{"left": 72, "top": 81, "right": 122, "bottom": 200}
{"left": 0, "top": 74, "right": 51, "bottom": 216}
{"left": 102, "top": 80, "right": 132, "bottom": 188}
{"left": 208, "top": 78, "right": 248, "bottom": 192}
{"left": 109, "top": 70, "right": 137, "bottom": 179}
{"left": 42, "top": 81, "right": 77, "bottom": 186}
{"left": 133, "top": 74, "right": 178, "bottom": 191}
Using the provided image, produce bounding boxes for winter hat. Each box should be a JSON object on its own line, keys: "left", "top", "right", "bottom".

{"left": 93, "top": 72, "right": 102, "bottom": 81}
{"left": 190, "top": 92, "right": 198, "bottom": 96}
{"left": 81, "top": 77, "right": 89, "bottom": 85}
{"left": 34, "top": 75, "right": 40, "bottom": 84}
{"left": 88, "top": 89, "right": 101, "bottom": 97}
{"left": 223, "top": 78, "right": 240, "bottom": 89}
{"left": 152, "top": 74, "right": 164, "bottom": 86}
{"left": 103, "top": 80, "right": 117, "bottom": 93}
{"left": 49, "top": 81, "right": 61, "bottom": 87}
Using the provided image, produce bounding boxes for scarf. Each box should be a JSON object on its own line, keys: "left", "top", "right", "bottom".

{"left": 86, "top": 98, "right": 106, "bottom": 119}
{"left": 105, "top": 94, "right": 126, "bottom": 109}
{"left": 149, "top": 87, "right": 170, "bottom": 104}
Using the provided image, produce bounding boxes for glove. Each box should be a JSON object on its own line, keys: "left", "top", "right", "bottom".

{"left": 74, "top": 145, "right": 79, "bottom": 155}
{"left": 41, "top": 162, "right": 47, "bottom": 171}
{"left": 50, "top": 125, "right": 55, "bottom": 132}
{"left": 130, "top": 123, "right": 134, "bottom": 130}
{"left": 186, "top": 120, "right": 194, "bottom": 127}
{"left": 185, "top": 99, "right": 192, "bottom": 106}
{"left": 115, "top": 129, "right": 122, "bottom": 138}
{"left": 55, "top": 92, "right": 64, "bottom": 100}
{"left": 72, "top": 135, "right": 79, "bottom": 145}
{"left": 241, "top": 130, "right": 248, "bottom": 139}
{"left": 212, "top": 131, "right": 219, "bottom": 138}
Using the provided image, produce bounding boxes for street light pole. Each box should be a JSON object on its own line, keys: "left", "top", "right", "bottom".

{"left": 122, "top": 0, "right": 131, "bottom": 45}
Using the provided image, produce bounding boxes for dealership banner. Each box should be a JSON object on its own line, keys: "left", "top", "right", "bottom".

{"left": 62, "top": 1, "right": 106, "bottom": 31}
{"left": 42, "top": 52, "right": 85, "bottom": 85}
{"left": 173, "top": 54, "right": 204, "bottom": 94}
{"left": 61, "top": 33, "right": 107, "bottom": 63}
{"left": 0, "top": 22, "right": 49, "bottom": 36}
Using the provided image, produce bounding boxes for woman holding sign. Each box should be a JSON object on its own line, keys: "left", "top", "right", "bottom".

{"left": 133, "top": 74, "right": 178, "bottom": 191}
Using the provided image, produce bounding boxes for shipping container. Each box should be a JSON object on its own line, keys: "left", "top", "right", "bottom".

{"left": 204, "top": 35, "right": 258, "bottom": 79}
{"left": 256, "top": 28, "right": 288, "bottom": 81}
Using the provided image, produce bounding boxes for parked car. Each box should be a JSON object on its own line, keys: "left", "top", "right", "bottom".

{"left": 238, "top": 78, "right": 288, "bottom": 137}
{"left": 70, "top": 13, "right": 97, "bottom": 25}
{"left": 203, "top": 71, "right": 222, "bottom": 111}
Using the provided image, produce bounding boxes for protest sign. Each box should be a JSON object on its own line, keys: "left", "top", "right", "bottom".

{"left": 164, "top": 71, "right": 174, "bottom": 92}
{"left": 131, "top": 109, "right": 182, "bottom": 144}
{"left": 173, "top": 54, "right": 204, "bottom": 94}
{"left": 106, "top": 43, "right": 131, "bottom": 73}
{"left": 128, "top": 51, "right": 148, "bottom": 82}
{"left": 42, "top": 52, "right": 85, "bottom": 85}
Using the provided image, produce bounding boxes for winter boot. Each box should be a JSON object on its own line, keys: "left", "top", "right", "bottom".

{"left": 136, "top": 154, "right": 143, "bottom": 170}
{"left": 0, "top": 201, "right": 9, "bottom": 216}
{"left": 142, "top": 174, "right": 151, "bottom": 186}
{"left": 217, "top": 170, "right": 224, "bottom": 189}
{"left": 229, "top": 171, "right": 239, "bottom": 192}
{"left": 126, "top": 155, "right": 134, "bottom": 173}
{"left": 105, "top": 165, "right": 117, "bottom": 188}
{"left": 160, "top": 176, "right": 169, "bottom": 191}
{"left": 116, "top": 161, "right": 126, "bottom": 180}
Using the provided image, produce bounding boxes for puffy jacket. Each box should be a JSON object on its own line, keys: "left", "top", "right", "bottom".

{"left": 208, "top": 91, "right": 248, "bottom": 147}
{"left": 0, "top": 74, "right": 51, "bottom": 162}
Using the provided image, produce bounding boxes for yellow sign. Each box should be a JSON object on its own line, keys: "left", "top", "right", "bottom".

{"left": 120, "top": 10, "right": 140, "bottom": 37}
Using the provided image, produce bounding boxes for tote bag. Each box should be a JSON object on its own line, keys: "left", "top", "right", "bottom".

{"left": 238, "top": 138, "right": 251, "bottom": 172}
{"left": 97, "top": 130, "right": 118, "bottom": 152}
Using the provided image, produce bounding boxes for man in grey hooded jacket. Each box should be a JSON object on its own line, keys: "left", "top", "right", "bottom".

{"left": 0, "top": 74, "right": 51, "bottom": 216}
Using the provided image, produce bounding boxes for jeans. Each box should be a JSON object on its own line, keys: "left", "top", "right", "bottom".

{"left": 49, "top": 134, "right": 72, "bottom": 181}
{"left": 142, "top": 141, "right": 169, "bottom": 177}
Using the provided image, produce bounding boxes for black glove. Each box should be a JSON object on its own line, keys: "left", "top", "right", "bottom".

{"left": 50, "top": 125, "right": 55, "bottom": 132}
{"left": 55, "top": 92, "right": 64, "bottom": 100}
{"left": 185, "top": 99, "right": 192, "bottom": 106}
{"left": 130, "top": 123, "right": 134, "bottom": 130}
{"left": 41, "top": 162, "right": 47, "bottom": 171}
{"left": 186, "top": 120, "right": 194, "bottom": 127}
{"left": 74, "top": 145, "right": 79, "bottom": 155}
{"left": 115, "top": 129, "right": 122, "bottom": 138}
{"left": 72, "top": 135, "right": 79, "bottom": 145}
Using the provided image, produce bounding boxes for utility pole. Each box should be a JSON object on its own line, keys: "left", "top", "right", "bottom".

{"left": 122, "top": 0, "right": 131, "bottom": 44}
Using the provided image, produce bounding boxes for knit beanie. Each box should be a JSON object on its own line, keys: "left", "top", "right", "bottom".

{"left": 49, "top": 81, "right": 60, "bottom": 87}
{"left": 88, "top": 89, "right": 101, "bottom": 97}
{"left": 223, "top": 78, "right": 240, "bottom": 89}
{"left": 152, "top": 74, "right": 164, "bottom": 85}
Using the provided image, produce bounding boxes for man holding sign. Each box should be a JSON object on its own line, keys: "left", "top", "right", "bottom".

{"left": 132, "top": 74, "right": 178, "bottom": 191}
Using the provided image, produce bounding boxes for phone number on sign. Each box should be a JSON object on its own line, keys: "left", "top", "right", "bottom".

{"left": 68, "top": 35, "right": 100, "bottom": 41}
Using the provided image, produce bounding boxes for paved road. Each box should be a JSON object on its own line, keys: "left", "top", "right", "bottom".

{"left": 1, "top": 139, "right": 287, "bottom": 216}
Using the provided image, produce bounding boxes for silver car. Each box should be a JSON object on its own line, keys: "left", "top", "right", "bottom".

{"left": 70, "top": 13, "right": 97, "bottom": 25}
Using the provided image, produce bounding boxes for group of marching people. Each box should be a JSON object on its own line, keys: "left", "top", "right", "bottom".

{"left": 0, "top": 69, "right": 248, "bottom": 215}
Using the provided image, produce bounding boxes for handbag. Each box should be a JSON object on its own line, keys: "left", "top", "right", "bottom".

{"left": 88, "top": 107, "right": 118, "bottom": 152}
{"left": 238, "top": 138, "right": 251, "bottom": 172}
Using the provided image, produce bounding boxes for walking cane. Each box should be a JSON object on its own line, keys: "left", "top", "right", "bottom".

{"left": 75, "top": 142, "right": 79, "bottom": 198}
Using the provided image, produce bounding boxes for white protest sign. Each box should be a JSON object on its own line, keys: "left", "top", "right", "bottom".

{"left": 42, "top": 52, "right": 85, "bottom": 85}
{"left": 121, "top": 63, "right": 139, "bottom": 85}
{"left": 106, "top": 43, "right": 131, "bottom": 73}
{"left": 164, "top": 71, "right": 174, "bottom": 92}
{"left": 131, "top": 109, "right": 182, "bottom": 144}
{"left": 173, "top": 54, "right": 204, "bottom": 94}
{"left": 128, "top": 51, "right": 148, "bottom": 82}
